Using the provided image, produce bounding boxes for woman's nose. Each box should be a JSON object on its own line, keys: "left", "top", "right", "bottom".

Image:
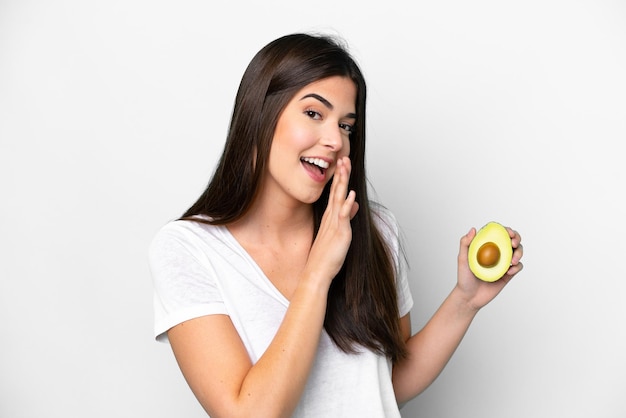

{"left": 320, "top": 124, "right": 344, "bottom": 151}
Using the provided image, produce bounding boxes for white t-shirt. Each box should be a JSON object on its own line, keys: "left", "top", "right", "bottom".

{"left": 149, "top": 207, "right": 414, "bottom": 417}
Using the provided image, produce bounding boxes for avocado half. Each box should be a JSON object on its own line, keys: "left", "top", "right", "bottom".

{"left": 468, "top": 221, "right": 513, "bottom": 282}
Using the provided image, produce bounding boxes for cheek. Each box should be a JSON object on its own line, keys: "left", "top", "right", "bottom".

{"left": 341, "top": 137, "right": 351, "bottom": 157}
{"left": 276, "top": 121, "right": 315, "bottom": 150}
{"left": 292, "top": 128, "right": 315, "bottom": 149}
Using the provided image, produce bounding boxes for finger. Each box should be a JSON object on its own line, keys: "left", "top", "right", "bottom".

{"left": 340, "top": 190, "right": 357, "bottom": 218}
{"left": 506, "top": 260, "right": 524, "bottom": 276}
{"left": 512, "top": 243, "right": 523, "bottom": 265}
{"left": 349, "top": 200, "right": 359, "bottom": 220}
{"left": 328, "top": 158, "right": 345, "bottom": 197}
{"left": 506, "top": 227, "right": 522, "bottom": 248}
{"left": 342, "top": 156, "right": 352, "bottom": 177}
{"left": 458, "top": 228, "right": 476, "bottom": 264}
{"left": 330, "top": 157, "right": 351, "bottom": 206}
{"left": 461, "top": 228, "right": 476, "bottom": 248}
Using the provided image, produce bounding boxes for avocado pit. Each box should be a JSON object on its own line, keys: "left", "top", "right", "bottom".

{"left": 477, "top": 241, "right": 500, "bottom": 268}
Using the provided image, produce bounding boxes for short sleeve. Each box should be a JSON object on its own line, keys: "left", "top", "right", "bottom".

{"left": 372, "top": 205, "right": 414, "bottom": 317}
{"left": 148, "top": 222, "right": 228, "bottom": 342}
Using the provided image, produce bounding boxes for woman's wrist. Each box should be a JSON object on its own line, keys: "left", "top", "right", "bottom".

{"left": 449, "top": 285, "right": 482, "bottom": 318}
{"left": 297, "top": 269, "right": 333, "bottom": 297}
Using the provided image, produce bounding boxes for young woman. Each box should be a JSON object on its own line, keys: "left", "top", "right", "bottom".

{"left": 149, "top": 33, "right": 524, "bottom": 418}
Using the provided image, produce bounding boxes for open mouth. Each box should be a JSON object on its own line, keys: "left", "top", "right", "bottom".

{"left": 300, "top": 157, "right": 330, "bottom": 175}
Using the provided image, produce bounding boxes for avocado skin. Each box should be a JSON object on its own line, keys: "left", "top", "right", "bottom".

{"left": 468, "top": 222, "right": 513, "bottom": 282}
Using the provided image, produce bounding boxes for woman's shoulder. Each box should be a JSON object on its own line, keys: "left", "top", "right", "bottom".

{"left": 156, "top": 214, "right": 217, "bottom": 233}
{"left": 150, "top": 215, "right": 225, "bottom": 253}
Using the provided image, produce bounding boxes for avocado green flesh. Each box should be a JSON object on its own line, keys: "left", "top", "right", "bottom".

{"left": 468, "top": 222, "right": 512, "bottom": 282}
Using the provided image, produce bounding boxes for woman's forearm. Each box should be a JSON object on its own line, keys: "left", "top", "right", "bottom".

{"left": 169, "top": 272, "right": 330, "bottom": 418}
{"left": 392, "top": 286, "right": 479, "bottom": 404}
{"left": 235, "top": 274, "right": 330, "bottom": 417}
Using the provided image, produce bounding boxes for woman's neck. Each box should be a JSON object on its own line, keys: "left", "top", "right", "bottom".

{"left": 227, "top": 193, "right": 314, "bottom": 247}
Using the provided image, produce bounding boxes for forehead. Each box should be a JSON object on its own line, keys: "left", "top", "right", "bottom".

{"left": 291, "top": 76, "right": 357, "bottom": 112}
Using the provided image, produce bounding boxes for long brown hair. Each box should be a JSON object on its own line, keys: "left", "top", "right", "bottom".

{"left": 183, "top": 33, "right": 407, "bottom": 362}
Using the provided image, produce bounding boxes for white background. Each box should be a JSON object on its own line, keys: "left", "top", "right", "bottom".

{"left": 1, "top": 1, "right": 625, "bottom": 417}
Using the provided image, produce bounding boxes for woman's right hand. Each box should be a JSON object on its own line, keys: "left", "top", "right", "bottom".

{"left": 305, "top": 156, "right": 359, "bottom": 282}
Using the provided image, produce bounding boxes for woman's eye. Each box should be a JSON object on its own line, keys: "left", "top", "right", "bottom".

{"left": 339, "top": 123, "right": 353, "bottom": 133}
{"left": 305, "top": 109, "right": 321, "bottom": 120}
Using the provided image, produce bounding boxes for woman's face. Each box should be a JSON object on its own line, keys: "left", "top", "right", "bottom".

{"left": 263, "top": 76, "right": 357, "bottom": 206}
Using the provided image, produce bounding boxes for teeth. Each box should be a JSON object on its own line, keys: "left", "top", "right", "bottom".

{"left": 301, "top": 157, "right": 330, "bottom": 169}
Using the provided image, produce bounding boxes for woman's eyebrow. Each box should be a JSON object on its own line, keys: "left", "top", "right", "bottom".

{"left": 300, "top": 93, "right": 357, "bottom": 119}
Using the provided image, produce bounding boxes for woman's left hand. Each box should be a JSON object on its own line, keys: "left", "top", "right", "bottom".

{"left": 456, "top": 226, "right": 524, "bottom": 311}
